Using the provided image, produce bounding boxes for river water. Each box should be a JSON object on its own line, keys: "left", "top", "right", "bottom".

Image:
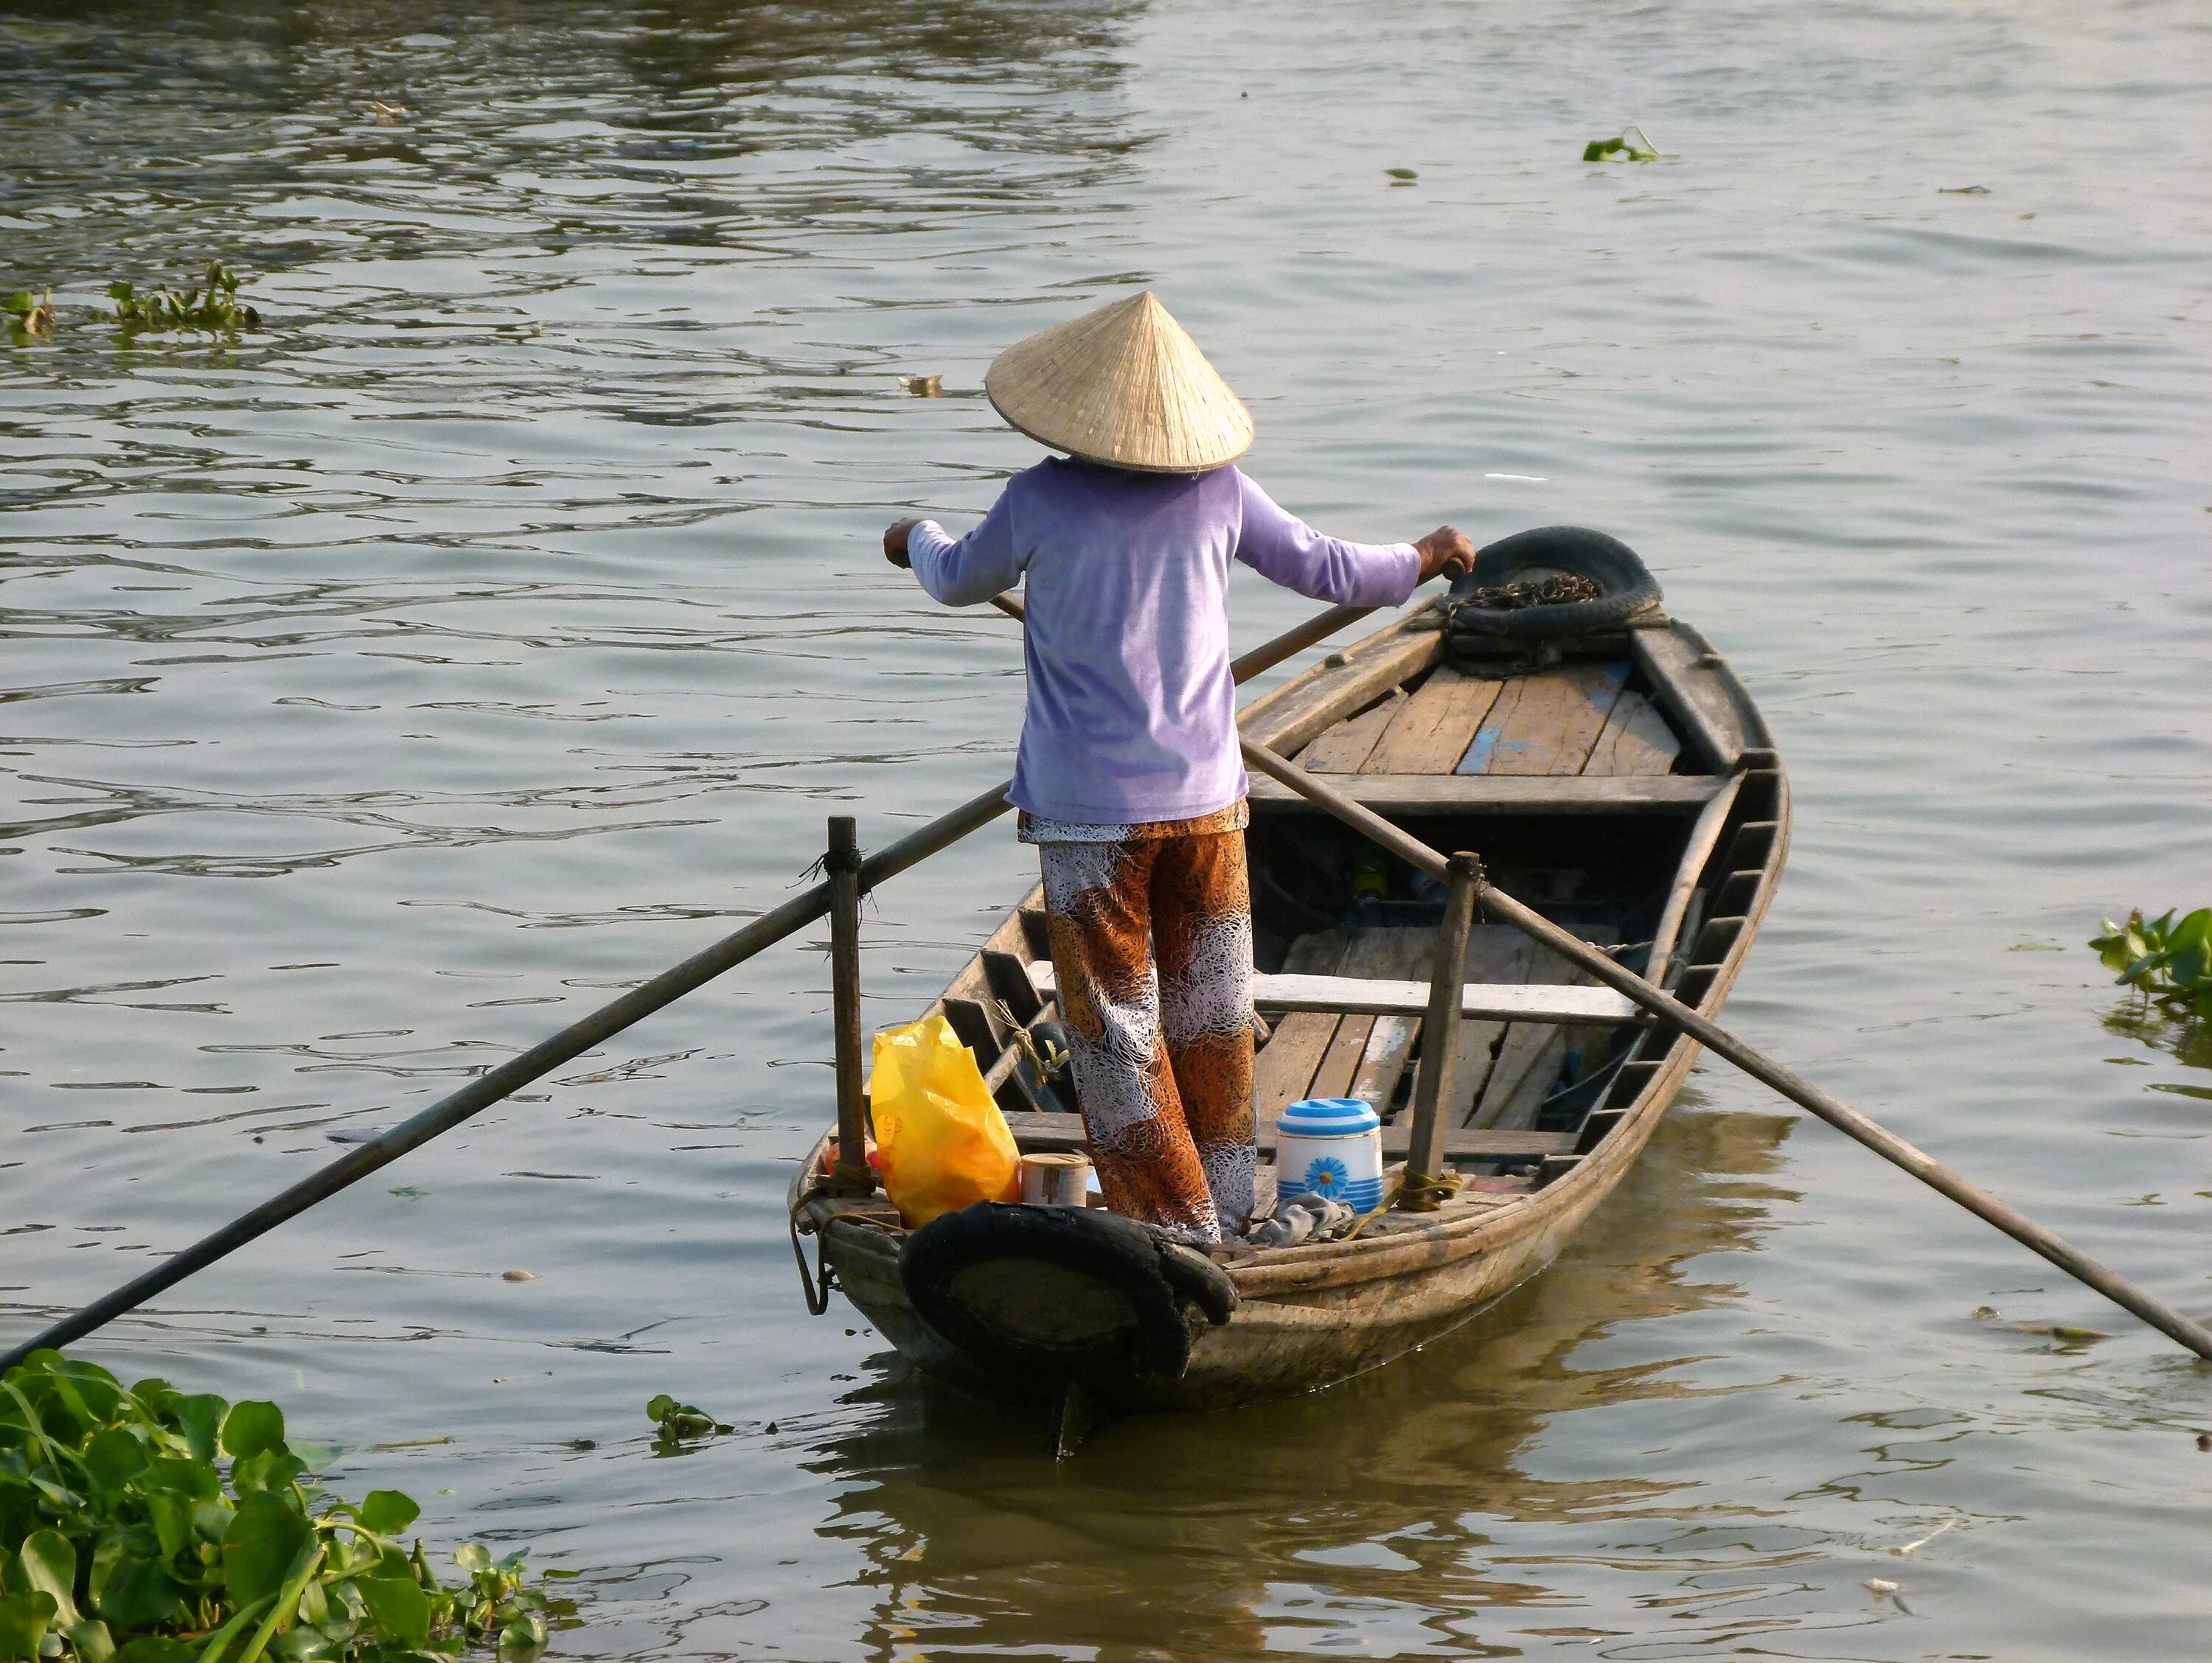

{"left": 4, "top": 1, "right": 2209, "bottom": 1656}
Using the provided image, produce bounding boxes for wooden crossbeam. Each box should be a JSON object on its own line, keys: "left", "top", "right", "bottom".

{"left": 1024, "top": 962, "right": 1633, "bottom": 1025}
{"left": 1002, "top": 1112, "right": 1571, "bottom": 1163}
{"left": 1248, "top": 773, "right": 1720, "bottom": 812}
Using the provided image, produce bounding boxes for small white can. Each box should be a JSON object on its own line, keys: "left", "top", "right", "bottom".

{"left": 1274, "top": 1098, "right": 1385, "bottom": 1212}
{"left": 1019, "top": 1151, "right": 1093, "bottom": 1207}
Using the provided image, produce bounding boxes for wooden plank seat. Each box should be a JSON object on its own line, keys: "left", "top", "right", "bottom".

{"left": 1247, "top": 773, "right": 1721, "bottom": 812}
{"left": 1001, "top": 1111, "right": 1572, "bottom": 1164}
{"left": 1022, "top": 961, "right": 1633, "bottom": 1025}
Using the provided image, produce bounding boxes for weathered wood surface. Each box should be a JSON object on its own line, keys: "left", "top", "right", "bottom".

{"left": 1364, "top": 666, "right": 1504, "bottom": 775}
{"left": 1298, "top": 689, "right": 1403, "bottom": 773}
{"left": 1457, "top": 661, "right": 1627, "bottom": 775}
{"left": 1000, "top": 1112, "right": 1571, "bottom": 1164}
{"left": 1470, "top": 941, "right": 1593, "bottom": 1131}
{"left": 1024, "top": 961, "right": 1632, "bottom": 1024}
{"left": 1646, "top": 772, "right": 1745, "bottom": 985}
{"left": 1631, "top": 627, "right": 1745, "bottom": 770}
{"left": 1246, "top": 773, "right": 1719, "bottom": 812}
{"left": 1238, "top": 625, "right": 1441, "bottom": 756}
{"left": 1250, "top": 930, "right": 1346, "bottom": 1131}
{"left": 1582, "top": 689, "right": 1682, "bottom": 776}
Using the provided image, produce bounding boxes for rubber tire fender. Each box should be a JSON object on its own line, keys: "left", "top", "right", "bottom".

{"left": 1447, "top": 525, "right": 1662, "bottom": 638}
{"left": 900, "top": 1202, "right": 1228, "bottom": 1387}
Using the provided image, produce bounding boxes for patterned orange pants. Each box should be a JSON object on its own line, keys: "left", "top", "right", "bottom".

{"left": 1037, "top": 823, "right": 1256, "bottom": 1242}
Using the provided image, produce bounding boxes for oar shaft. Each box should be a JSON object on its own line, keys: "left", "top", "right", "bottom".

{"left": 3, "top": 595, "right": 1377, "bottom": 1372}
{"left": 1240, "top": 737, "right": 2212, "bottom": 1362}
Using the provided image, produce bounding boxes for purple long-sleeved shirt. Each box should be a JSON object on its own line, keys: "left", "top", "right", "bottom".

{"left": 907, "top": 458, "right": 1420, "bottom": 824}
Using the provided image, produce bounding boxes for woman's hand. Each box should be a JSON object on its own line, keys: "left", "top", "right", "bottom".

{"left": 1414, "top": 526, "right": 1475, "bottom": 584}
{"left": 883, "top": 517, "right": 920, "bottom": 568}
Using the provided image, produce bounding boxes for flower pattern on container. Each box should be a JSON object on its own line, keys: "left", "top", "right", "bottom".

{"left": 1301, "top": 1155, "right": 1349, "bottom": 1199}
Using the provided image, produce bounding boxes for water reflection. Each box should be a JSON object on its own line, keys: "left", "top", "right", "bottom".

{"left": 815, "top": 1106, "right": 1795, "bottom": 1656}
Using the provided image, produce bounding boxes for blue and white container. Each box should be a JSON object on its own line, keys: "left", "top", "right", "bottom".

{"left": 1274, "top": 1097, "right": 1384, "bottom": 1213}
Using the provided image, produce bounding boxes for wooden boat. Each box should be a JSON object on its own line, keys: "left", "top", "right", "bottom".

{"left": 790, "top": 585, "right": 1788, "bottom": 1412}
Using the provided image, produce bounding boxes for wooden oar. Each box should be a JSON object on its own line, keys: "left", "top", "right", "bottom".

{"left": 1239, "top": 736, "right": 2212, "bottom": 1362}
{"left": 0, "top": 597, "right": 1379, "bottom": 1373}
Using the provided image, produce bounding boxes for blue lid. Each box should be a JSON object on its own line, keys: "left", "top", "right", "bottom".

{"left": 1276, "top": 1096, "right": 1380, "bottom": 1137}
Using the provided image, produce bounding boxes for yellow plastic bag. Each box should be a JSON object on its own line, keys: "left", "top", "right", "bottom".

{"left": 870, "top": 1014, "right": 1022, "bottom": 1227}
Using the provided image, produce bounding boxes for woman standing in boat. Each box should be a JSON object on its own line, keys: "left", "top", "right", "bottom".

{"left": 885, "top": 293, "right": 1471, "bottom": 1244}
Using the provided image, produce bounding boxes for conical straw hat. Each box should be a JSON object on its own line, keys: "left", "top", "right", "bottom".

{"left": 984, "top": 292, "right": 1253, "bottom": 474}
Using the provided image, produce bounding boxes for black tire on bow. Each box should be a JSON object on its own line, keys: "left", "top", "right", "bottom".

{"left": 1446, "top": 525, "right": 1663, "bottom": 638}
{"left": 899, "top": 1202, "right": 1237, "bottom": 1390}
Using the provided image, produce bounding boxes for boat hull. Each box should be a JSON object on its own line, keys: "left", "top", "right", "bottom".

{"left": 794, "top": 601, "right": 1789, "bottom": 1410}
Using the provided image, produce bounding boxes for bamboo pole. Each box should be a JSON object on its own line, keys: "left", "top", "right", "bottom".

{"left": 1, "top": 594, "right": 1378, "bottom": 1373}
{"left": 825, "top": 816, "right": 872, "bottom": 1194}
{"left": 1238, "top": 736, "right": 2212, "bottom": 1362}
{"left": 1399, "top": 853, "right": 1481, "bottom": 1210}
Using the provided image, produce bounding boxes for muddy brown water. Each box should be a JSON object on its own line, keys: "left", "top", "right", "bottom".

{"left": 4, "top": 2, "right": 2209, "bottom": 1656}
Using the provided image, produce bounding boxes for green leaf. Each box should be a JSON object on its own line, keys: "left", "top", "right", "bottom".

{"left": 354, "top": 1491, "right": 418, "bottom": 1538}
{"left": 496, "top": 1611, "right": 546, "bottom": 1658}
{"left": 222, "top": 1494, "right": 316, "bottom": 1607}
{"left": 0, "top": 1591, "right": 57, "bottom": 1659}
{"left": 353, "top": 1577, "right": 431, "bottom": 1644}
{"left": 228, "top": 1452, "right": 304, "bottom": 1496}
{"left": 2168, "top": 908, "right": 2211, "bottom": 953}
{"left": 108, "top": 1640, "right": 192, "bottom": 1663}
{"left": 170, "top": 1398, "right": 226, "bottom": 1465}
{"left": 69, "top": 1621, "right": 115, "bottom": 1663}
{"left": 143, "top": 1459, "right": 220, "bottom": 1503}
{"left": 88, "top": 1538, "right": 181, "bottom": 1631}
{"left": 85, "top": 1430, "right": 150, "bottom": 1492}
{"left": 146, "top": 1492, "right": 195, "bottom": 1561}
{"left": 16, "top": 1533, "right": 80, "bottom": 1631}
{"left": 451, "top": 1545, "right": 490, "bottom": 1576}
{"left": 644, "top": 1395, "right": 675, "bottom": 1424}
{"left": 220, "top": 1404, "right": 285, "bottom": 1460}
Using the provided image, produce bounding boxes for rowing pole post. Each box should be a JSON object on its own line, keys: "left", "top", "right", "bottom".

{"left": 824, "top": 816, "right": 874, "bottom": 1196}
{"left": 1399, "top": 852, "right": 1481, "bottom": 1210}
{"left": 1239, "top": 735, "right": 2212, "bottom": 1362}
{"left": 0, "top": 593, "right": 1382, "bottom": 1372}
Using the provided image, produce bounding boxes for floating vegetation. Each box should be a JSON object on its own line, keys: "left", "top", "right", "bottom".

{"left": 644, "top": 1396, "right": 730, "bottom": 1454}
{"left": 897, "top": 374, "right": 942, "bottom": 397}
{"left": 4, "top": 290, "right": 55, "bottom": 338}
{"left": 2090, "top": 908, "right": 2212, "bottom": 1021}
{"left": 1385, "top": 167, "right": 1418, "bottom": 184}
{"left": 1582, "top": 127, "right": 1660, "bottom": 163}
{"left": 0, "top": 1351, "right": 563, "bottom": 1663}
{"left": 110, "top": 264, "right": 262, "bottom": 334}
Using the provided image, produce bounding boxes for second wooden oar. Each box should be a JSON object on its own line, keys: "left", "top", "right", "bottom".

{"left": 1239, "top": 736, "right": 2212, "bottom": 1362}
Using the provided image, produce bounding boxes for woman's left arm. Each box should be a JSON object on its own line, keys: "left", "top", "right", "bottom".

{"left": 1231, "top": 471, "right": 1467, "bottom": 603}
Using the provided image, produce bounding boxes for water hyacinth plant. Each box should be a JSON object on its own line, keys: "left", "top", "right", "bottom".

{"left": 0, "top": 1353, "right": 561, "bottom": 1663}
{"left": 4, "top": 291, "right": 55, "bottom": 338}
{"left": 1582, "top": 126, "right": 1660, "bottom": 163}
{"left": 2089, "top": 907, "right": 2212, "bottom": 1020}
{"left": 109, "top": 264, "right": 261, "bottom": 333}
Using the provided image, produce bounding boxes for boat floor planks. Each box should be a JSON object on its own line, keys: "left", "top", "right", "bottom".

{"left": 794, "top": 601, "right": 1790, "bottom": 1409}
